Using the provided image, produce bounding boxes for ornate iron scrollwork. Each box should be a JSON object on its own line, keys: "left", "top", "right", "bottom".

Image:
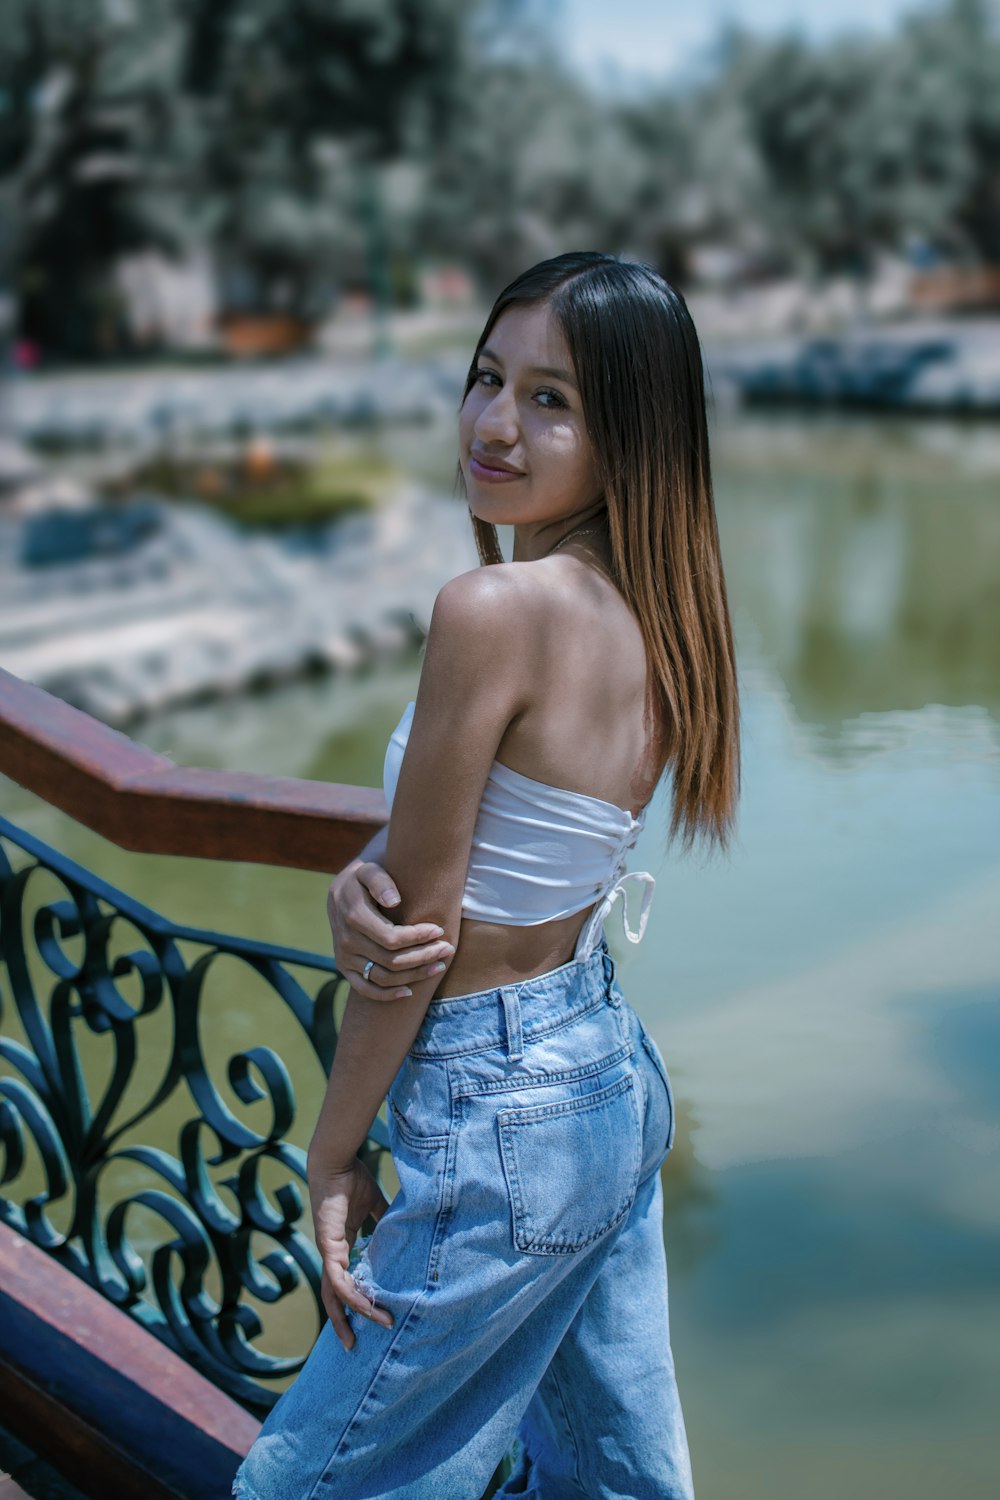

{"left": 0, "top": 814, "right": 391, "bottom": 1413}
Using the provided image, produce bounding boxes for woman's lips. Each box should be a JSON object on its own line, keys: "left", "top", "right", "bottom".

{"left": 469, "top": 455, "right": 525, "bottom": 483}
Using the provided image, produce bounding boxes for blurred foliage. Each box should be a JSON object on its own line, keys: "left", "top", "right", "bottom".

{"left": 712, "top": 0, "right": 1000, "bottom": 276}
{"left": 0, "top": 0, "right": 189, "bottom": 357}
{"left": 0, "top": 0, "right": 482, "bottom": 355}
{"left": 0, "top": 0, "right": 997, "bottom": 360}
{"left": 179, "top": 0, "right": 475, "bottom": 321}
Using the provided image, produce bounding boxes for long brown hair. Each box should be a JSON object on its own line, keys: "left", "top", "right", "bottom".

{"left": 457, "top": 250, "right": 741, "bottom": 854}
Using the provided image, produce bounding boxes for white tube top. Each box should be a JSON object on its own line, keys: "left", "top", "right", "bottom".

{"left": 383, "top": 701, "right": 656, "bottom": 961}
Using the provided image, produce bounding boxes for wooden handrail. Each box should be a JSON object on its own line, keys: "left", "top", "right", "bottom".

{"left": 0, "top": 1221, "right": 259, "bottom": 1499}
{"left": 0, "top": 666, "right": 387, "bottom": 872}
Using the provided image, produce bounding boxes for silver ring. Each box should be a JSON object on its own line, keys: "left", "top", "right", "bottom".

{"left": 362, "top": 959, "right": 375, "bottom": 982}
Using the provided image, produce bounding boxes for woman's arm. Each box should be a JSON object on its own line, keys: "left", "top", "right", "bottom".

{"left": 307, "top": 566, "right": 531, "bottom": 1344}
{"left": 326, "top": 825, "right": 456, "bottom": 1000}
{"left": 309, "top": 565, "right": 529, "bottom": 1168}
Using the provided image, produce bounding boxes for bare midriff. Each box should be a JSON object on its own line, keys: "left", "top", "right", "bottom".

{"left": 431, "top": 906, "right": 597, "bottom": 1000}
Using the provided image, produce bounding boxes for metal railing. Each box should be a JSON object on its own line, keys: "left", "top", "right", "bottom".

{"left": 0, "top": 668, "right": 389, "bottom": 1414}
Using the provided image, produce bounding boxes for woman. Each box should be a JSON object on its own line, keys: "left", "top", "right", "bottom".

{"left": 233, "top": 251, "right": 740, "bottom": 1500}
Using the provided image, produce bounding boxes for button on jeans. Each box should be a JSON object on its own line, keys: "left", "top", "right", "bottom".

{"left": 232, "top": 941, "right": 694, "bottom": 1500}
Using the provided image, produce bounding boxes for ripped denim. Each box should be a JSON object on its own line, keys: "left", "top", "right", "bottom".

{"left": 232, "top": 940, "right": 694, "bottom": 1500}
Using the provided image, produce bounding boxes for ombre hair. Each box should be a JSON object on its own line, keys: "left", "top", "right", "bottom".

{"left": 457, "top": 250, "right": 741, "bottom": 854}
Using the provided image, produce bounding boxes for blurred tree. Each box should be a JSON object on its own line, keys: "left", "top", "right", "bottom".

{"left": 3, "top": 0, "right": 996, "bottom": 362}
{"left": 612, "top": 91, "right": 706, "bottom": 284}
{"left": 728, "top": 32, "right": 889, "bottom": 278}
{"left": 0, "top": 0, "right": 503, "bottom": 356}
{"left": 892, "top": 0, "right": 1000, "bottom": 263}
{"left": 690, "top": 0, "right": 1000, "bottom": 280}
{"left": 413, "top": 44, "right": 654, "bottom": 294}
{"left": 180, "top": 0, "right": 475, "bottom": 329}
{"left": 0, "top": 0, "right": 190, "bottom": 360}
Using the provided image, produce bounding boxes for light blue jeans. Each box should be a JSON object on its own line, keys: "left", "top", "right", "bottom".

{"left": 232, "top": 941, "right": 694, "bottom": 1500}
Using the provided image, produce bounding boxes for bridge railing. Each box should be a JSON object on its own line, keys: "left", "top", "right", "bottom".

{"left": 0, "top": 664, "right": 390, "bottom": 1417}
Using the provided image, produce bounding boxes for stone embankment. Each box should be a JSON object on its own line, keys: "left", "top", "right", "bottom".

{"left": 2, "top": 316, "right": 995, "bottom": 730}
{"left": 0, "top": 480, "right": 477, "bottom": 726}
{"left": 2, "top": 355, "right": 468, "bottom": 453}
{"left": 707, "top": 318, "right": 1000, "bottom": 413}
{"left": 0, "top": 354, "right": 478, "bottom": 726}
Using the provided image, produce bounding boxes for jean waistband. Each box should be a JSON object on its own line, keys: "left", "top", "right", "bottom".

{"left": 408, "top": 941, "right": 620, "bottom": 1061}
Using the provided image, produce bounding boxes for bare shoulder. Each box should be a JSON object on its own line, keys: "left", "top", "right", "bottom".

{"left": 429, "top": 562, "right": 556, "bottom": 649}
{"left": 432, "top": 561, "right": 552, "bottom": 613}
{"left": 440, "top": 557, "right": 590, "bottom": 612}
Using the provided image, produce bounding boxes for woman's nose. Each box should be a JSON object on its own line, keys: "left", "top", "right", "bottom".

{"left": 474, "top": 387, "right": 519, "bottom": 445}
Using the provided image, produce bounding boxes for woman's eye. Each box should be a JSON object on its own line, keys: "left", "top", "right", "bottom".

{"left": 471, "top": 369, "right": 565, "bottom": 410}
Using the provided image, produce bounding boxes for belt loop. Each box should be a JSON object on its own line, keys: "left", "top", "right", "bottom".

{"left": 500, "top": 986, "right": 524, "bottom": 1062}
{"left": 601, "top": 946, "right": 621, "bottom": 1005}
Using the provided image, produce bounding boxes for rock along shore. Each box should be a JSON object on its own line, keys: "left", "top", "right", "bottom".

{"left": 0, "top": 482, "right": 478, "bottom": 727}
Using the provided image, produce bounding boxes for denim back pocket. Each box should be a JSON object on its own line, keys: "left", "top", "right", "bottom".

{"left": 497, "top": 1073, "right": 642, "bottom": 1255}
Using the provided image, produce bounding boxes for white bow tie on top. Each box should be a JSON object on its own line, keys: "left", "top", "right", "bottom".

{"left": 573, "top": 864, "right": 657, "bottom": 961}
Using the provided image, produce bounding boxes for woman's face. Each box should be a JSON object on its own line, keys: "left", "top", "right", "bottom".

{"left": 458, "top": 301, "right": 604, "bottom": 531}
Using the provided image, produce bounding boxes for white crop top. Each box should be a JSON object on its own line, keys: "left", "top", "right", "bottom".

{"left": 382, "top": 701, "right": 656, "bottom": 961}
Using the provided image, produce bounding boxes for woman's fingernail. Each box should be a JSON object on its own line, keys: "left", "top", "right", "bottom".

{"left": 429, "top": 962, "right": 446, "bottom": 976}
{"left": 380, "top": 890, "right": 400, "bottom": 907}
{"left": 430, "top": 926, "right": 445, "bottom": 938}
{"left": 395, "top": 987, "right": 413, "bottom": 998}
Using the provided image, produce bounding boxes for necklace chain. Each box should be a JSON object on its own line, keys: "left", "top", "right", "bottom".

{"left": 550, "top": 524, "right": 603, "bottom": 556}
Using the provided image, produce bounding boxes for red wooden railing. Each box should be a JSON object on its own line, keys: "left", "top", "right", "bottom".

{"left": 0, "top": 665, "right": 387, "bottom": 871}
{"left": 0, "top": 666, "right": 390, "bottom": 1498}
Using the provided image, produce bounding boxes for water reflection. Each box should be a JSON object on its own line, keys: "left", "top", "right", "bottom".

{"left": 713, "top": 412, "right": 1000, "bottom": 727}
{"left": 2, "top": 408, "right": 999, "bottom": 1499}
{"left": 916, "top": 984, "right": 1000, "bottom": 1119}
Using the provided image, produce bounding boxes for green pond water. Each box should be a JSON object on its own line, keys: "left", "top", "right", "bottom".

{"left": 2, "top": 408, "right": 998, "bottom": 1498}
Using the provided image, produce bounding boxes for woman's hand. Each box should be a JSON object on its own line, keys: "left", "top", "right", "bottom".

{"left": 327, "top": 858, "right": 454, "bottom": 1000}
{"left": 309, "top": 1156, "right": 394, "bottom": 1351}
